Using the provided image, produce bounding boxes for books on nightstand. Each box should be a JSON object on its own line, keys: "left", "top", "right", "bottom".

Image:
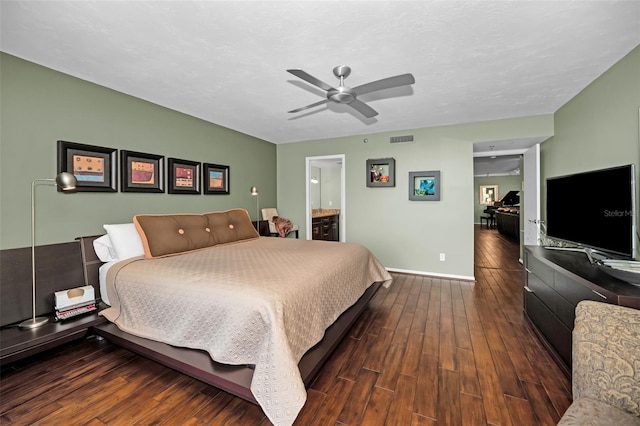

{"left": 54, "top": 285, "right": 97, "bottom": 320}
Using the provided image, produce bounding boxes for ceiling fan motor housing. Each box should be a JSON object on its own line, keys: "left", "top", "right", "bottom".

{"left": 328, "top": 65, "right": 356, "bottom": 103}
{"left": 328, "top": 87, "right": 356, "bottom": 104}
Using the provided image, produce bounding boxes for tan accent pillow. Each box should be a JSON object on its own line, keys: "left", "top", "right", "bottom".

{"left": 134, "top": 209, "right": 259, "bottom": 259}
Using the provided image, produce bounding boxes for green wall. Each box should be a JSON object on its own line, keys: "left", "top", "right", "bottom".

{"left": 276, "top": 115, "right": 554, "bottom": 279}
{"left": 0, "top": 53, "right": 277, "bottom": 249}
{"left": 540, "top": 45, "right": 640, "bottom": 257}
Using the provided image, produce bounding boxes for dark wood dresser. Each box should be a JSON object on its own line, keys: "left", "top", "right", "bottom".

{"left": 523, "top": 245, "right": 640, "bottom": 377}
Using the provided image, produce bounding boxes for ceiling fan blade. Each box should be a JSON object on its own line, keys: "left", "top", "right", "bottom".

{"left": 353, "top": 73, "right": 415, "bottom": 96}
{"left": 287, "top": 69, "right": 334, "bottom": 91}
{"left": 288, "top": 99, "right": 329, "bottom": 114}
{"left": 348, "top": 99, "right": 378, "bottom": 118}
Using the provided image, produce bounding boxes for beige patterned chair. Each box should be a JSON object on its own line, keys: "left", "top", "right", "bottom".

{"left": 557, "top": 300, "right": 640, "bottom": 425}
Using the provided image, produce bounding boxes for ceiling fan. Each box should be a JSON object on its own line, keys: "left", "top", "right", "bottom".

{"left": 287, "top": 65, "right": 415, "bottom": 118}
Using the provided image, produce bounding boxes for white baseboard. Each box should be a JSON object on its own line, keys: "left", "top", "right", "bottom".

{"left": 386, "top": 267, "right": 475, "bottom": 282}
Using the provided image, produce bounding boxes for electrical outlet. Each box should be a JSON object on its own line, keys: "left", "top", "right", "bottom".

{"left": 439, "top": 253, "right": 446, "bottom": 261}
{"left": 329, "top": 201, "right": 333, "bottom": 206}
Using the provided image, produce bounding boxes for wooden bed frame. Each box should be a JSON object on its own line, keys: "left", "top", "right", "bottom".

{"left": 78, "top": 235, "right": 383, "bottom": 404}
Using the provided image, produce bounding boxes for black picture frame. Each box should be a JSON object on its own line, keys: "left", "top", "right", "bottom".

{"left": 168, "top": 158, "right": 201, "bottom": 194}
{"left": 409, "top": 170, "right": 441, "bottom": 201}
{"left": 203, "top": 163, "right": 230, "bottom": 194}
{"left": 57, "top": 140, "right": 117, "bottom": 192}
{"left": 120, "top": 150, "right": 164, "bottom": 193}
{"left": 366, "top": 158, "right": 395, "bottom": 187}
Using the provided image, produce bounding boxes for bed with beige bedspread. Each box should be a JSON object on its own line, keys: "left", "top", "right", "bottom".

{"left": 99, "top": 219, "right": 392, "bottom": 426}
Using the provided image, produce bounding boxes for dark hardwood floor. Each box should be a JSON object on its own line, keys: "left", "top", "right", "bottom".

{"left": 0, "top": 226, "right": 572, "bottom": 425}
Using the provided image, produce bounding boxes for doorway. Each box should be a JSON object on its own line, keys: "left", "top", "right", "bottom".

{"left": 473, "top": 138, "right": 544, "bottom": 263}
{"left": 305, "top": 155, "right": 346, "bottom": 241}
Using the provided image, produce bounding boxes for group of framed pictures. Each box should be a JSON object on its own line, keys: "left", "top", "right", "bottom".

{"left": 366, "top": 157, "right": 441, "bottom": 201}
{"left": 57, "top": 140, "right": 229, "bottom": 195}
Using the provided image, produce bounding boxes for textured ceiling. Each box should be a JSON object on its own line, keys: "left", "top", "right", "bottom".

{"left": 1, "top": 0, "right": 639, "bottom": 153}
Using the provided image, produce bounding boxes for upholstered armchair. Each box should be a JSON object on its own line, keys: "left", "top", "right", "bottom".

{"left": 261, "top": 208, "right": 299, "bottom": 238}
{"left": 557, "top": 300, "right": 640, "bottom": 425}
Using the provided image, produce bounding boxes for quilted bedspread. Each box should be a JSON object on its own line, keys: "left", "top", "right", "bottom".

{"left": 100, "top": 237, "right": 392, "bottom": 426}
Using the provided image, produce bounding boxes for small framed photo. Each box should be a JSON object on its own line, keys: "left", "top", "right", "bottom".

{"left": 409, "top": 170, "right": 441, "bottom": 201}
{"left": 203, "top": 163, "right": 230, "bottom": 194}
{"left": 57, "top": 140, "right": 117, "bottom": 192}
{"left": 168, "top": 158, "right": 200, "bottom": 194}
{"left": 366, "top": 158, "right": 395, "bottom": 187}
{"left": 121, "top": 150, "right": 164, "bottom": 193}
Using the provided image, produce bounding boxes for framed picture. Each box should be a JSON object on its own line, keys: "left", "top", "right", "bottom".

{"left": 409, "top": 170, "right": 441, "bottom": 201}
{"left": 57, "top": 140, "right": 117, "bottom": 192}
{"left": 203, "top": 163, "right": 230, "bottom": 194}
{"left": 366, "top": 158, "right": 395, "bottom": 187}
{"left": 479, "top": 184, "right": 499, "bottom": 205}
{"left": 168, "top": 158, "right": 201, "bottom": 194}
{"left": 120, "top": 150, "right": 164, "bottom": 193}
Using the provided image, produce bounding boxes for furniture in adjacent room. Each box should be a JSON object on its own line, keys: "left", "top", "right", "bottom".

{"left": 311, "top": 210, "right": 340, "bottom": 241}
{"left": 495, "top": 208, "right": 519, "bottom": 241}
{"left": 261, "top": 207, "right": 299, "bottom": 238}
{"left": 557, "top": 300, "right": 640, "bottom": 425}
{"left": 523, "top": 245, "right": 640, "bottom": 377}
{"left": 479, "top": 212, "right": 495, "bottom": 228}
{"left": 488, "top": 190, "right": 520, "bottom": 240}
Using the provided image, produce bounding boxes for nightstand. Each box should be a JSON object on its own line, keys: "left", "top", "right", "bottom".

{"left": 0, "top": 306, "right": 107, "bottom": 366}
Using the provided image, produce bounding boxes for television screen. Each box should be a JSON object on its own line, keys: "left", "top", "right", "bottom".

{"left": 545, "top": 164, "right": 636, "bottom": 258}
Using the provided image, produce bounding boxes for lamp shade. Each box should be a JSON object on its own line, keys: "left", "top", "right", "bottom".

{"left": 56, "top": 172, "right": 77, "bottom": 191}
{"left": 250, "top": 186, "right": 258, "bottom": 196}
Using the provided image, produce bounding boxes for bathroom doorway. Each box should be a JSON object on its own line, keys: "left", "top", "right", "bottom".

{"left": 305, "top": 155, "right": 345, "bottom": 241}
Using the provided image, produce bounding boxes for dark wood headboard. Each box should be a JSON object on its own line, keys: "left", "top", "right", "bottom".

{"left": 0, "top": 241, "right": 87, "bottom": 326}
{"left": 76, "top": 235, "right": 105, "bottom": 292}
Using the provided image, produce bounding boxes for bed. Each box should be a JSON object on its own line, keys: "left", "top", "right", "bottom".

{"left": 78, "top": 209, "right": 392, "bottom": 426}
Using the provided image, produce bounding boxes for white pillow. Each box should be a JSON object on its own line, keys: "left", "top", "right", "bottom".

{"left": 103, "top": 223, "right": 145, "bottom": 260}
{"left": 93, "top": 234, "right": 118, "bottom": 262}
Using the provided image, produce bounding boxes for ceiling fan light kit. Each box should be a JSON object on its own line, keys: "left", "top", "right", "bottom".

{"left": 287, "top": 65, "right": 415, "bottom": 119}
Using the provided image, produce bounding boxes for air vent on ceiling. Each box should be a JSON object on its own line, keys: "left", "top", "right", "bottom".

{"left": 390, "top": 135, "right": 414, "bottom": 144}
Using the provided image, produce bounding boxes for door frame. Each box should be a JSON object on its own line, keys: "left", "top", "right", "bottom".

{"left": 523, "top": 144, "right": 541, "bottom": 252}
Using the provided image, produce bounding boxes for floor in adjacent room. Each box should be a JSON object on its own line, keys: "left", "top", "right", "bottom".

{"left": 0, "top": 226, "right": 572, "bottom": 425}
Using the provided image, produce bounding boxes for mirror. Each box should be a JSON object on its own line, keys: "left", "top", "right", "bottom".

{"left": 310, "top": 167, "right": 321, "bottom": 211}
{"left": 309, "top": 160, "right": 341, "bottom": 212}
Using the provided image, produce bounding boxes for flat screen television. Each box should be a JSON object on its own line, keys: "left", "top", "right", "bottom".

{"left": 545, "top": 164, "right": 636, "bottom": 259}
